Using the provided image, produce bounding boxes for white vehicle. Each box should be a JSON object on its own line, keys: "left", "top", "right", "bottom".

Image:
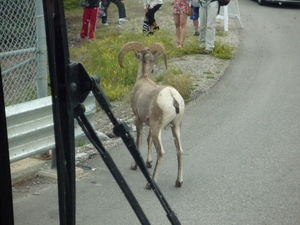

{"left": 257, "top": 0, "right": 300, "bottom": 6}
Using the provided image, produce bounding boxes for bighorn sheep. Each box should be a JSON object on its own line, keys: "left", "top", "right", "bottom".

{"left": 118, "top": 42, "right": 185, "bottom": 189}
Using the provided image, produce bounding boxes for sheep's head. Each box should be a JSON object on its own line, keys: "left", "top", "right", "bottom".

{"left": 118, "top": 42, "right": 167, "bottom": 72}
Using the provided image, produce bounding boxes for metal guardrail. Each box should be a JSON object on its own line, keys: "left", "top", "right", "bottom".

{"left": 6, "top": 93, "right": 95, "bottom": 163}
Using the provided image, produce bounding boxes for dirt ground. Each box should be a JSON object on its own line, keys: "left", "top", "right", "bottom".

{"left": 12, "top": 0, "right": 242, "bottom": 199}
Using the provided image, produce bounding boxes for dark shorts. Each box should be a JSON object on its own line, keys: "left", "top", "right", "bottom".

{"left": 190, "top": 5, "right": 199, "bottom": 20}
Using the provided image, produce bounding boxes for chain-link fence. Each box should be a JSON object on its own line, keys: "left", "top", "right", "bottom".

{"left": 0, "top": 0, "right": 48, "bottom": 106}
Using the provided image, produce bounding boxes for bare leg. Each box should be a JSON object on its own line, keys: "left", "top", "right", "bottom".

{"left": 193, "top": 19, "right": 199, "bottom": 33}
{"left": 149, "top": 25, "right": 154, "bottom": 32}
{"left": 173, "top": 14, "right": 181, "bottom": 45}
{"left": 179, "top": 13, "right": 188, "bottom": 46}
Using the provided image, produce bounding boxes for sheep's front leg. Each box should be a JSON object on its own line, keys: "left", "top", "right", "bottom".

{"left": 146, "top": 128, "right": 153, "bottom": 168}
{"left": 172, "top": 125, "right": 183, "bottom": 187}
{"left": 131, "top": 119, "right": 143, "bottom": 170}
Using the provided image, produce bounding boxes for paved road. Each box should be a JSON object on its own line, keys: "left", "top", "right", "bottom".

{"left": 13, "top": 1, "right": 300, "bottom": 224}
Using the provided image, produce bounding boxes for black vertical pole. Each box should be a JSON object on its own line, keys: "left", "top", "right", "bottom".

{"left": 0, "top": 67, "right": 15, "bottom": 224}
{"left": 42, "top": 1, "right": 76, "bottom": 225}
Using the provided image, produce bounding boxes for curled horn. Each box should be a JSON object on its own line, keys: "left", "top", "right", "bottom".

{"left": 118, "top": 42, "right": 146, "bottom": 68}
{"left": 148, "top": 43, "right": 167, "bottom": 70}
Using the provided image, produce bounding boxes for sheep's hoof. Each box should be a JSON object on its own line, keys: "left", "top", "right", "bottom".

{"left": 130, "top": 162, "right": 138, "bottom": 170}
{"left": 146, "top": 161, "right": 152, "bottom": 168}
{"left": 175, "top": 180, "right": 183, "bottom": 187}
{"left": 145, "top": 183, "right": 152, "bottom": 190}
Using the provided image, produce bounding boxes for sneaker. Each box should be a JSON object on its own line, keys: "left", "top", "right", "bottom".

{"left": 200, "top": 49, "right": 212, "bottom": 55}
{"left": 199, "top": 45, "right": 206, "bottom": 51}
{"left": 75, "top": 35, "right": 83, "bottom": 42}
{"left": 118, "top": 18, "right": 128, "bottom": 24}
{"left": 103, "top": 23, "right": 109, "bottom": 26}
{"left": 194, "top": 31, "right": 200, "bottom": 36}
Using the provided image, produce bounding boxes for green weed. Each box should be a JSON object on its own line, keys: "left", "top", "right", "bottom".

{"left": 212, "top": 41, "right": 235, "bottom": 59}
{"left": 75, "top": 139, "right": 88, "bottom": 147}
{"left": 156, "top": 68, "right": 193, "bottom": 101}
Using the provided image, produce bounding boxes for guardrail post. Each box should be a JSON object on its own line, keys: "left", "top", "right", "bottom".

{"left": 0, "top": 67, "right": 15, "bottom": 225}
{"left": 35, "top": 0, "right": 48, "bottom": 98}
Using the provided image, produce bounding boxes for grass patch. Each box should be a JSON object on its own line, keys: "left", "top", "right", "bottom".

{"left": 203, "top": 71, "right": 214, "bottom": 79}
{"left": 216, "top": 30, "right": 227, "bottom": 37}
{"left": 212, "top": 41, "right": 235, "bottom": 59}
{"left": 67, "top": 7, "right": 235, "bottom": 102}
{"left": 70, "top": 28, "right": 199, "bottom": 101}
{"left": 76, "top": 139, "right": 89, "bottom": 148}
{"left": 155, "top": 67, "right": 193, "bottom": 101}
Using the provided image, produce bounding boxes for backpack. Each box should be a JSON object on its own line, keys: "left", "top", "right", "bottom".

{"left": 218, "top": 0, "right": 230, "bottom": 6}
{"left": 98, "top": 2, "right": 106, "bottom": 18}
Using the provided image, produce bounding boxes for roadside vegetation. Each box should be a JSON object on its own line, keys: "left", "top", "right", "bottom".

{"left": 65, "top": 0, "right": 235, "bottom": 103}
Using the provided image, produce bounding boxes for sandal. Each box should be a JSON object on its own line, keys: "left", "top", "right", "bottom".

{"left": 147, "top": 31, "right": 155, "bottom": 36}
{"left": 154, "top": 26, "right": 160, "bottom": 31}
{"left": 175, "top": 42, "right": 183, "bottom": 48}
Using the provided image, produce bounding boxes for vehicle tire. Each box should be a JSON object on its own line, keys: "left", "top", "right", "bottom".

{"left": 257, "top": 0, "right": 265, "bottom": 5}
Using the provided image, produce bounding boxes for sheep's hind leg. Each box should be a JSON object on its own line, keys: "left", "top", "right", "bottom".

{"left": 131, "top": 120, "right": 143, "bottom": 170}
{"left": 145, "top": 131, "right": 165, "bottom": 190}
{"left": 172, "top": 125, "right": 183, "bottom": 187}
{"left": 146, "top": 129, "right": 153, "bottom": 168}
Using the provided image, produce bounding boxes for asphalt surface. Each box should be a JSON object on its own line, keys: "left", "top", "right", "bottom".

{"left": 13, "top": 1, "right": 300, "bottom": 224}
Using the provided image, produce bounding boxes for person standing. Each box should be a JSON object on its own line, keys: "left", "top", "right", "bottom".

{"left": 80, "top": 0, "right": 100, "bottom": 41}
{"left": 159, "top": 0, "right": 164, "bottom": 10}
{"left": 199, "top": 0, "right": 218, "bottom": 54}
{"left": 144, "top": 0, "right": 163, "bottom": 35}
{"left": 190, "top": 0, "right": 200, "bottom": 36}
{"left": 101, "top": 0, "right": 127, "bottom": 25}
{"left": 173, "top": 0, "right": 189, "bottom": 48}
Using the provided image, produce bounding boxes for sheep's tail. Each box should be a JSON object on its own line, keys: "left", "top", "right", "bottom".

{"left": 169, "top": 88, "right": 181, "bottom": 114}
{"left": 173, "top": 98, "right": 180, "bottom": 114}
